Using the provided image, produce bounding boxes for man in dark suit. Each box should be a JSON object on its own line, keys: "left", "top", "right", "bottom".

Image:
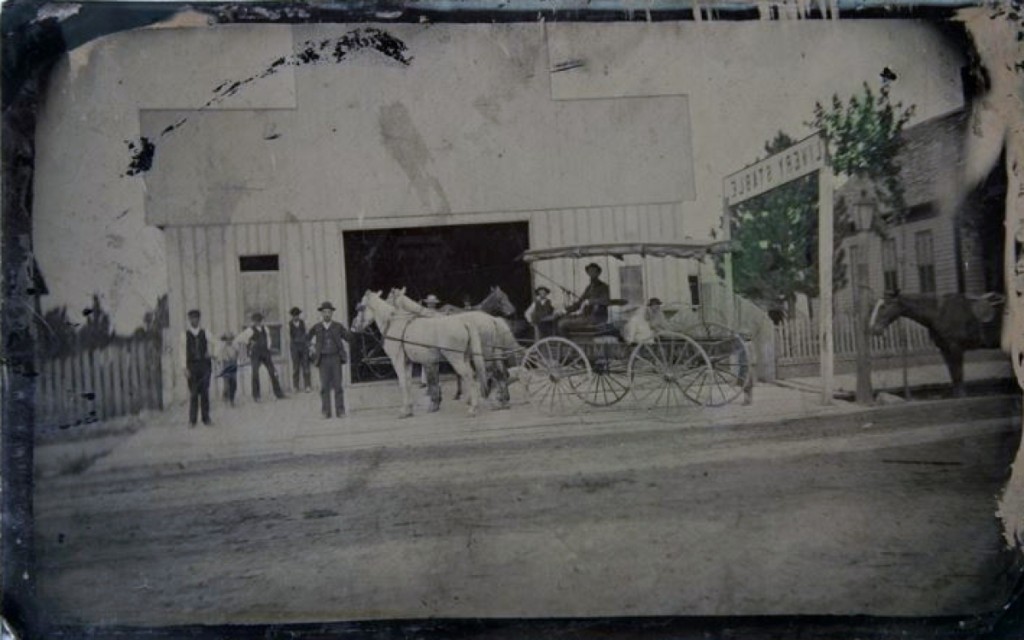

{"left": 235, "top": 312, "right": 285, "bottom": 401}
{"left": 179, "top": 309, "right": 212, "bottom": 427}
{"left": 558, "top": 262, "right": 611, "bottom": 334}
{"left": 288, "top": 307, "right": 312, "bottom": 393}
{"left": 307, "top": 301, "right": 354, "bottom": 418}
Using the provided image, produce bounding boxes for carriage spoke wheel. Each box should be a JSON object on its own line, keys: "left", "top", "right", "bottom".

{"left": 520, "top": 337, "right": 592, "bottom": 415}
{"left": 628, "top": 332, "right": 713, "bottom": 417}
{"left": 681, "top": 322, "right": 753, "bottom": 407}
{"left": 359, "top": 328, "right": 395, "bottom": 380}
{"left": 578, "top": 342, "right": 631, "bottom": 407}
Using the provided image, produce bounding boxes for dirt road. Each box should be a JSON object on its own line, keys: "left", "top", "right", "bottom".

{"left": 33, "top": 395, "right": 1022, "bottom": 626}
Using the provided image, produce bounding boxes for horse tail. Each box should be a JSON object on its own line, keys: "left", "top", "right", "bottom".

{"left": 467, "top": 323, "right": 488, "bottom": 397}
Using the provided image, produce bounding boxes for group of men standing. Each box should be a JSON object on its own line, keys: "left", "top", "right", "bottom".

{"left": 180, "top": 301, "right": 354, "bottom": 427}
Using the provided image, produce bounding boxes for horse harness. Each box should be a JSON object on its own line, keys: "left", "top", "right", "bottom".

{"left": 386, "top": 314, "right": 519, "bottom": 363}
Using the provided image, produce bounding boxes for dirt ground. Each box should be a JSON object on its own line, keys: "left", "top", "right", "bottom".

{"left": 31, "top": 390, "right": 1023, "bottom": 627}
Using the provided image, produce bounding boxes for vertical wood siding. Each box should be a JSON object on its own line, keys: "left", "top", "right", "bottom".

{"left": 162, "top": 201, "right": 723, "bottom": 397}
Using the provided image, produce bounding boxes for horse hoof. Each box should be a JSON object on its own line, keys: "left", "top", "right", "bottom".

{"left": 428, "top": 404, "right": 441, "bottom": 413}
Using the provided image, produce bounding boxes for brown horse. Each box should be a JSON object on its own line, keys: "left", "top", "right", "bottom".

{"left": 868, "top": 291, "right": 1005, "bottom": 397}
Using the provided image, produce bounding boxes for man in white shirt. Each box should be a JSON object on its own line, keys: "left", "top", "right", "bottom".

{"left": 234, "top": 312, "right": 286, "bottom": 401}
{"left": 525, "top": 286, "right": 557, "bottom": 338}
{"left": 179, "top": 309, "right": 212, "bottom": 427}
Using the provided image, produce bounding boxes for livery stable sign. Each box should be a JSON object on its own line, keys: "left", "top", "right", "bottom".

{"left": 723, "top": 132, "right": 827, "bottom": 207}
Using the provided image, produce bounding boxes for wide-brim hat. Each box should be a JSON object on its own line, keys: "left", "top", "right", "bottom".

{"left": 535, "top": 286, "right": 551, "bottom": 295}
{"left": 187, "top": 309, "right": 201, "bottom": 318}
{"left": 289, "top": 306, "right": 302, "bottom": 316}
{"left": 318, "top": 301, "right": 336, "bottom": 311}
{"left": 648, "top": 297, "right": 663, "bottom": 306}
{"left": 584, "top": 262, "right": 602, "bottom": 274}
{"left": 424, "top": 294, "right": 440, "bottom": 305}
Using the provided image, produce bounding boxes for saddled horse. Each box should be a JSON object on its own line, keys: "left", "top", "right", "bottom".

{"left": 388, "top": 288, "right": 519, "bottom": 408}
{"left": 353, "top": 291, "right": 487, "bottom": 417}
{"left": 868, "top": 290, "right": 1005, "bottom": 397}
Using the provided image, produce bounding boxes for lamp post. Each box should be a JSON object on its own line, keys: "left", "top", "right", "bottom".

{"left": 852, "top": 200, "right": 875, "bottom": 404}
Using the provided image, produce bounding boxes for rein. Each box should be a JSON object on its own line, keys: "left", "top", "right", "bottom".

{"left": 378, "top": 330, "right": 521, "bottom": 361}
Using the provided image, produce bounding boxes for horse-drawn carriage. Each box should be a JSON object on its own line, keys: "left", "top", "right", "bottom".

{"left": 351, "top": 240, "right": 753, "bottom": 417}
{"left": 515, "top": 242, "right": 753, "bottom": 415}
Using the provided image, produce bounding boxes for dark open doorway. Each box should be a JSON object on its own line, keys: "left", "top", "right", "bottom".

{"left": 344, "top": 221, "right": 531, "bottom": 382}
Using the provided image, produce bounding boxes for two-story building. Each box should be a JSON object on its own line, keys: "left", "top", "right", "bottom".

{"left": 835, "top": 108, "right": 1005, "bottom": 314}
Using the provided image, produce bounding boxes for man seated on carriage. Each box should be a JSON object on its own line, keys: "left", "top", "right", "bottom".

{"left": 623, "top": 297, "right": 670, "bottom": 344}
{"left": 556, "top": 262, "right": 612, "bottom": 336}
{"left": 525, "top": 286, "right": 558, "bottom": 338}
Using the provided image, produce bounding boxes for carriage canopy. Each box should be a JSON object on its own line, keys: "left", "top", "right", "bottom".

{"left": 519, "top": 241, "right": 735, "bottom": 263}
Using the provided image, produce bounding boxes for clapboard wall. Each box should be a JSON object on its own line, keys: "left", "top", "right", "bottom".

{"left": 162, "top": 200, "right": 708, "bottom": 399}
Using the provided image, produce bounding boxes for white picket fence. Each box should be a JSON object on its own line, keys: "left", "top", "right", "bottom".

{"left": 774, "top": 314, "right": 935, "bottom": 364}
{"left": 35, "top": 337, "right": 164, "bottom": 429}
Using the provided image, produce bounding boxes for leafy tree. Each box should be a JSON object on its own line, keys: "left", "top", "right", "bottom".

{"left": 36, "top": 305, "right": 77, "bottom": 359}
{"left": 137, "top": 294, "right": 169, "bottom": 339}
{"left": 78, "top": 294, "right": 114, "bottom": 350}
{"left": 810, "top": 81, "right": 916, "bottom": 219}
{"left": 728, "top": 132, "right": 853, "bottom": 320}
{"left": 728, "top": 83, "right": 914, "bottom": 321}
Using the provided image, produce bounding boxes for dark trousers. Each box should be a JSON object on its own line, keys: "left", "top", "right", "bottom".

{"left": 221, "top": 363, "right": 238, "bottom": 405}
{"left": 318, "top": 354, "right": 345, "bottom": 416}
{"left": 291, "top": 343, "right": 311, "bottom": 390}
{"left": 187, "top": 361, "right": 211, "bottom": 424}
{"left": 251, "top": 351, "right": 284, "bottom": 399}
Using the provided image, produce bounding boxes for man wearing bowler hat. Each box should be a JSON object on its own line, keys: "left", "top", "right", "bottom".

{"left": 558, "top": 262, "right": 611, "bottom": 334}
{"left": 234, "top": 312, "right": 286, "bottom": 401}
{"left": 307, "top": 301, "right": 354, "bottom": 418}
{"left": 288, "top": 306, "right": 312, "bottom": 393}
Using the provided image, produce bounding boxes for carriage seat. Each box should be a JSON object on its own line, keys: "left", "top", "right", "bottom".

{"left": 561, "top": 323, "right": 623, "bottom": 342}
{"left": 969, "top": 292, "right": 1006, "bottom": 324}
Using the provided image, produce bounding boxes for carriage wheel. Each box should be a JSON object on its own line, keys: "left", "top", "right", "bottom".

{"left": 520, "top": 337, "right": 592, "bottom": 415}
{"left": 628, "top": 332, "right": 713, "bottom": 414}
{"left": 358, "top": 329, "right": 395, "bottom": 380}
{"left": 362, "top": 356, "right": 395, "bottom": 380}
{"left": 578, "top": 342, "right": 631, "bottom": 407}
{"left": 681, "top": 322, "right": 753, "bottom": 407}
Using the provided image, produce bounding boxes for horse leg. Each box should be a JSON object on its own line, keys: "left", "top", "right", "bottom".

{"left": 940, "top": 347, "right": 966, "bottom": 398}
{"left": 397, "top": 359, "right": 414, "bottom": 418}
{"left": 492, "top": 363, "right": 510, "bottom": 409}
{"left": 427, "top": 362, "right": 442, "bottom": 412}
{"left": 450, "top": 358, "right": 478, "bottom": 416}
{"left": 950, "top": 349, "right": 966, "bottom": 398}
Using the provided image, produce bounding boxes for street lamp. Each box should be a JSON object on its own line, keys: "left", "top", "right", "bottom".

{"left": 853, "top": 198, "right": 877, "bottom": 234}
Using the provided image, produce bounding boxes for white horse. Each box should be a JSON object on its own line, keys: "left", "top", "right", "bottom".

{"left": 352, "top": 291, "right": 487, "bottom": 418}
{"left": 388, "top": 288, "right": 519, "bottom": 408}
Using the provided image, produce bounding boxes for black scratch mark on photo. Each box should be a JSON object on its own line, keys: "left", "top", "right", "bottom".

{"left": 123, "top": 27, "right": 413, "bottom": 177}
{"left": 125, "top": 137, "right": 155, "bottom": 176}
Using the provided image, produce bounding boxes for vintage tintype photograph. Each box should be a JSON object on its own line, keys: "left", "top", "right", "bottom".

{"left": 4, "top": 1, "right": 1024, "bottom": 637}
